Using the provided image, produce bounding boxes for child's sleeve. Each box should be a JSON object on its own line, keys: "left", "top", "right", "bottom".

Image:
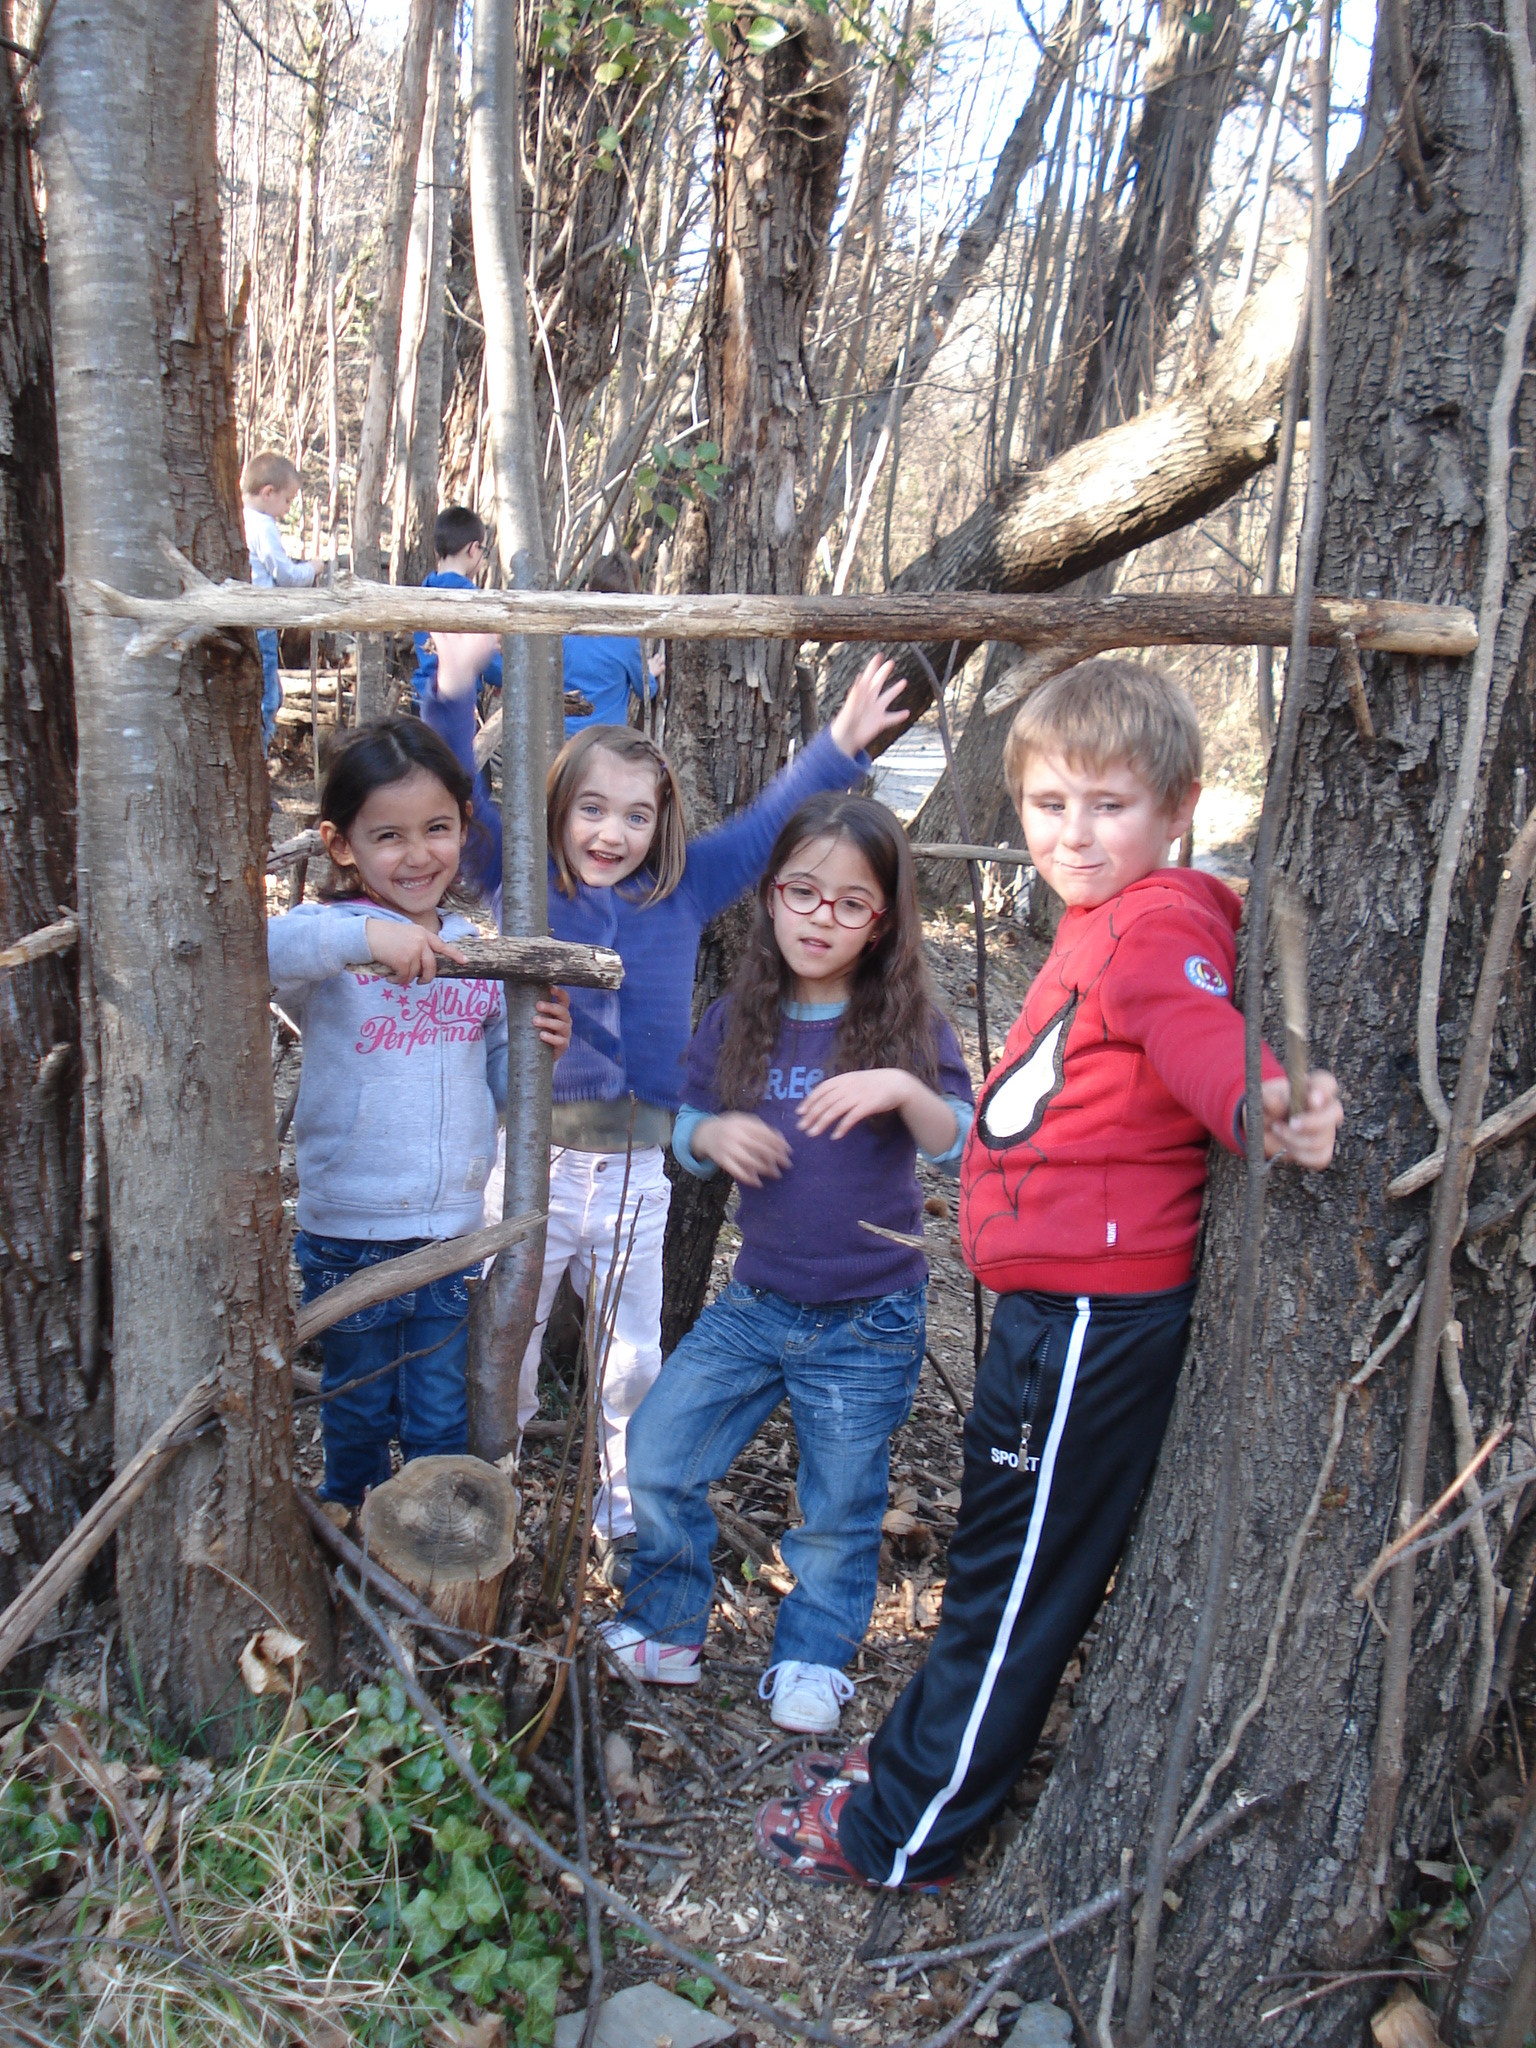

{"left": 919, "top": 1016, "right": 976, "bottom": 1172}
{"left": 268, "top": 548, "right": 317, "bottom": 590}
{"left": 419, "top": 680, "right": 504, "bottom": 903}
{"left": 623, "top": 639, "right": 650, "bottom": 705}
{"left": 671, "top": 1002, "right": 728, "bottom": 1178}
{"left": 680, "top": 728, "right": 870, "bottom": 923}
{"left": 267, "top": 904, "right": 373, "bottom": 991}
{"left": 484, "top": 989, "right": 509, "bottom": 1114}
{"left": 1100, "top": 908, "right": 1284, "bottom": 1150}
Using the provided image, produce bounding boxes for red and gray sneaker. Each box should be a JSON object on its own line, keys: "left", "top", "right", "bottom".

{"left": 754, "top": 1782, "right": 952, "bottom": 1893}
{"left": 789, "top": 1742, "right": 871, "bottom": 1794}
{"left": 595, "top": 1616, "right": 701, "bottom": 1685}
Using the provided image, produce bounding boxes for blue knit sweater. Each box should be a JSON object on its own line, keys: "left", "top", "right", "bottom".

{"left": 409, "top": 571, "right": 504, "bottom": 704}
{"left": 422, "top": 685, "right": 868, "bottom": 1113}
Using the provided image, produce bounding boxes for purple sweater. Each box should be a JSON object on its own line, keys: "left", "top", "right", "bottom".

{"left": 678, "top": 999, "right": 973, "bottom": 1304}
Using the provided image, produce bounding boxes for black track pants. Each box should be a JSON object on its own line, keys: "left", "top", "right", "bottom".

{"left": 839, "top": 1283, "right": 1194, "bottom": 1887}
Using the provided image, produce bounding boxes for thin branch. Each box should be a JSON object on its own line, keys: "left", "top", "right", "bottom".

{"left": 1415, "top": 0, "right": 1536, "bottom": 1134}
{"left": 1353, "top": 1422, "right": 1513, "bottom": 1601}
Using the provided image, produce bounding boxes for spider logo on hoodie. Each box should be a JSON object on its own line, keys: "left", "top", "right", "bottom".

{"left": 976, "top": 996, "right": 1077, "bottom": 1150}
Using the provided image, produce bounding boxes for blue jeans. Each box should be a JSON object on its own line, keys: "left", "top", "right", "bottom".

{"left": 294, "top": 1231, "right": 472, "bottom": 1507}
{"left": 258, "top": 629, "right": 282, "bottom": 748}
{"left": 622, "top": 1281, "right": 926, "bottom": 1670}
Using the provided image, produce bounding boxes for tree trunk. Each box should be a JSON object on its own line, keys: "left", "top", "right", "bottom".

{"left": 468, "top": 0, "right": 558, "bottom": 1460}
{"left": 979, "top": 5, "right": 1536, "bottom": 2038}
{"left": 38, "top": 0, "right": 331, "bottom": 1723}
{"left": 352, "top": 0, "right": 435, "bottom": 723}
{"left": 0, "top": 56, "right": 102, "bottom": 1642}
{"left": 660, "top": 7, "right": 852, "bottom": 1349}
{"left": 391, "top": 0, "right": 456, "bottom": 592}
{"left": 288, "top": 0, "right": 333, "bottom": 377}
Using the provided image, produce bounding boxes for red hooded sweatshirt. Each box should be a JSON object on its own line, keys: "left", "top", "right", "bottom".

{"left": 959, "top": 869, "right": 1283, "bottom": 1297}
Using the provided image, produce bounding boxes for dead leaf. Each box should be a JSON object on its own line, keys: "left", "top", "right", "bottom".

{"left": 882, "top": 1508, "right": 919, "bottom": 1537}
{"left": 139, "top": 1789, "right": 171, "bottom": 1857}
{"left": 301, "top": 2024, "right": 352, "bottom": 2048}
{"left": 1371, "top": 1989, "right": 1444, "bottom": 2048}
{"left": 239, "top": 1628, "right": 306, "bottom": 1696}
{"left": 604, "top": 1730, "right": 640, "bottom": 1795}
{"left": 1409, "top": 1929, "right": 1457, "bottom": 1971}
{"left": 1415, "top": 1859, "right": 1457, "bottom": 1882}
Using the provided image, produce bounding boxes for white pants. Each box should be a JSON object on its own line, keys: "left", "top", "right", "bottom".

{"left": 490, "top": 1142, "right": 670, "bottom": 1537}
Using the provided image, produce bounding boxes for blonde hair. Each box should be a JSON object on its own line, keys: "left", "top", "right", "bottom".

{"left": 547, "top": 725, "right": 688, "bottom": 903}
{"left": 242, "top": 449, "right": 301, "bottom": 497}
{"left": 1003, "top": 657, "right": 1202, "bottom": 813}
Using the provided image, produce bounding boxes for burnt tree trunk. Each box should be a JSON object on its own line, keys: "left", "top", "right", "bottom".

{"left": 659, "top": 7, "right": 851, "bottom": 1349}
{"left": 38, "top": 0, "right": 330, "bottom": 1722}
{"left": 0, "top": 56, "right": 103, "bottom": 1640}
{"left": 979, "top": 6, "right": 1536, "bottom": 2040}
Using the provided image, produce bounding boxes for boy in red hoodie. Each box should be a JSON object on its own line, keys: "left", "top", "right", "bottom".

{"left": 755, "top": 658, "right": 1342, "bottom": 1890}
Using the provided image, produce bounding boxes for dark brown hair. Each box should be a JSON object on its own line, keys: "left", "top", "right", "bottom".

{"left": 318, "top": 717, "right": 479, "bottom": 900}
{"left": 713, "top": 792, "right": 942, "bottom": 1109}
{"left": 546, "top": 724, "right": 688, "bottom": 903}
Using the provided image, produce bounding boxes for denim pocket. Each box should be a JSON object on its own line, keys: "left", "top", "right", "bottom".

{"left": 852, "top": 1291, "right": 925, "bottom": 1354}
{"left": 295, "top": 1233, "right": 399, "bottom": 1334}
{"left": 423, "top": 1266, "right": 474, "bottom": 1319}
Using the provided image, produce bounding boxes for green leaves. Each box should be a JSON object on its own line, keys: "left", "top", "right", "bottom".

{"left": 745, "top": 14, "right": 788, "bottom": 51}
{"left": 508, "top": 1954, "right": 563, "bottom": 2042}
{"left": 679, "top": 1971, "right": 716, "bottom": 2008}
{"left": 450, "top": 1937, "right": 508, "bottom": 2002}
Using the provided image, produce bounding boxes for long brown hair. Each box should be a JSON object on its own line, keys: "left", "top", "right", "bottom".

{"left": 714, "top": 792, "right": 942, "bottom": 1109}
{"left": 546, "top": 724, "right": 688, "bottom": 903}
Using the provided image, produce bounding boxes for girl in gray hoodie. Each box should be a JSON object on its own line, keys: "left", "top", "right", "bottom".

{"left": 269, "top": 718, "right": 569, "bottom": 1507}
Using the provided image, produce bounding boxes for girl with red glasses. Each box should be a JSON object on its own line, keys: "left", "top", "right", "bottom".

{"left": 601, "top": 792, "right": 973, "bottom": 1740}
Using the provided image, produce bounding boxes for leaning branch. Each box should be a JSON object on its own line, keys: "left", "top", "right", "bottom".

{"left": 74, "top": 575, "right": 1476, "bottom": 664}
{"left": 293, "top": 1210, "right": 543, "bottom": 1346}
{"left": 0, "top": 914, "right": 79, "bottom": 971}
{"left": 1387, "top": 1079, "right": 1536, "bottom": 1198}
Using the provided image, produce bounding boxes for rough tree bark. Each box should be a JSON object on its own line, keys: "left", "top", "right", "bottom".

{"left": 38, "top": 0, "right": 330, "bottom": 1721}
{"left": 352, "top": 0, "right": 435, "bottom": 723}
{"left": 0, "top": 53, "right": 103, "bottom": 1635}
{"left": 468, "top": 0, "right": 558, "bottom": 1459}
{"left": 391, "top": 0, "right": 456, "bottom": 591}
{"left": 979, "top": 5, "right": 1536, "bottom": 2039}
{"left": 660, "top": 6, "right": 852, "bottom": 1348}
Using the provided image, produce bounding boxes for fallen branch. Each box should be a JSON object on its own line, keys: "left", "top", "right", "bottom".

{"left": 0, "top": 913, "right": 78, "bottom": 971}
{"left": 75, "top": 571, "right": 1478, "bottom": 664}
{"left": 336, "top": 1570, "right": 847, "bottom": 2045}
{"left": 358, "top": 936, "right": 623, "bottom": 991}
{"left": 292, "top": 1210, "right": 543, "bottom": 1346}
{"left": 1353, "top": 1422, "right": 1513, "bottom": 1601}
{"left": 867, "top": 1794, "right": 1274, "bottom": 2001}
{"left": 267, "top": 829, "right": 324, "bottom": 873}
{"left": 1387, "top": 1079, "right": 1536, "bottom": 1198}
{"left": 0, "top": 1377, "right": 219, "bottom": 1678}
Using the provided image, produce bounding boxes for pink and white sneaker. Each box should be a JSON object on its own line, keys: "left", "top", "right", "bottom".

{"left": 596, "top": 1616, "right": 702, "bottom": 1685}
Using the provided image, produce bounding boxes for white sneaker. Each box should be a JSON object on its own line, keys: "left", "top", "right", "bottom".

{"left": 597, "top": 1617, "right": 701, "bottom": 1686}
{"left": 758, "top": 1661, "right": 855, "bottom": 1734}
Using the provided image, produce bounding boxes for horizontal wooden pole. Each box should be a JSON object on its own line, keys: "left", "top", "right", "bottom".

{"left": 1387, "top": 1079, "right": 1536, "bottom": 1199}
{"left": 267, "top": 828, "right": 325, "bottom": 872}
{"left": 76, "top": 572, "right": 1479, "bottom": 662}
{"left": 357, "top": 936, "right": 622, "bottom": 990}
{"left": 0, "top": 913, "right": 79, "bottom": 971}
{"left": 0, "top": 1377, "right": 218, "bottom": 1679}
{"left": 292, "top": 1209, "right": 544, "bottom": 1346}
{"left": 910, "top": 842, "right": 1032, "bottom": 865}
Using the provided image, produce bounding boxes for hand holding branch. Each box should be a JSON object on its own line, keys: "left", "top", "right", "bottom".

{"left": 363, "top": 919, "right": 468, "bottom": 986}
{"left": 1260, "top": 1071, "right": 1342, "bottom": 1169}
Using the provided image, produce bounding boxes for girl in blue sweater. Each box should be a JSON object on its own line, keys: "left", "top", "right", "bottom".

{"left": 424, "top": 649, "right": 906, "bottom": 1579}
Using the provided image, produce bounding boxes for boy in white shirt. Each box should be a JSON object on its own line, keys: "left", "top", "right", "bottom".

{"left": 241, "top": 451, "right": 317, "bottom": 751}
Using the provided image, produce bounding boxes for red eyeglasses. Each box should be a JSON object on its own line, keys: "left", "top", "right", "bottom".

{"left": 772, "top": 878, "right": 885, "bottom": 930}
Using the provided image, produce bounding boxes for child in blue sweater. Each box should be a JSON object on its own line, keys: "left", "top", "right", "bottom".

{"left": 424, "top": 655, "right": 907, "bottom": 1578}
{"left": 409, "top": 507, "right": 503, "bottom": 709}
{"left": 602, "top": 792, "right": 972, "bottom": 1737}
{"left": 269, "top": 718, "right": 569, "bottom": 1507}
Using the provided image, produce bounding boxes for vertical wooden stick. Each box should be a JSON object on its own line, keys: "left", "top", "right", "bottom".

{"left": 1273, "top": 880, "right": 1310, "bottom": 1116}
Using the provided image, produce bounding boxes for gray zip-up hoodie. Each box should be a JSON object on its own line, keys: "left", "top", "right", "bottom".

{"left": 269, "top": 900, "right": 508, "bottom": 1242}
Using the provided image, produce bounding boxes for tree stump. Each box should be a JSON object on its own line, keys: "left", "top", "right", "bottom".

{"left": 359, "top": 1456, "right": 518, "bottom": 1632}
